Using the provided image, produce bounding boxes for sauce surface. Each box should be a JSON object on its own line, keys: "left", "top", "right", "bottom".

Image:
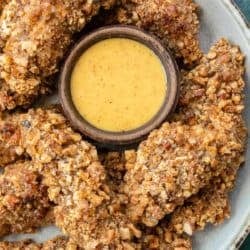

{"left": 71, "top": 38, "right": 166, "bottom": 132}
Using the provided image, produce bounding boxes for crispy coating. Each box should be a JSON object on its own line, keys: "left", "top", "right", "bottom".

{"left": 0, "top": 96, "right": 243, "bottom": 249}
{"left": 101, "top": 148, "right": 235, "bottom": 239}
{"left": 0, "top": 231, "right": 191, "bottom": 250}
{"left": 0, "top": 108, "right": 143, "bottom": 249}
{"left": 0, "top": 0, "right": 115, "bottom": 112}
{"left": 0, "top": 138, "right": 192, "bottom": 249}
{"left": 101, "top": 0, "right": 202, "bottom": 65}
{"left": 0, "top": 117, "right": 21, "bottom": 166}
{"left": 123, "top": 39, "right": 247, "bottom": 227}
{"left": 0, "top": 161, "right": 51, "bottom": 237}
{"left": 169, "top": 179, "right": 230, "bottom": 236}
{"left": 100, "top": 150, "right": 136, "bottom": 189}
{"left": 165, "top": 39, "right": 247, "bottom": 234}
{"left": 173, "top": 39, "right": 245, "bottom": 125}
{"left": 0, "top": 0, "right": 247, "bottom": 248}
{"left": 0, "top": 39, "right": 247, "bottom": 248}
{"left": 0, "top": 0, "right": 22, "bottom": 50}
{"left": 168, "top": 153, "right": 240, "bottom": 236}
{"left": 0, "top": 237, "right": 78, "bottom": 250}
{"left": 100, "top": 151, "right": 192, "bottom": 250}
{"left": 138, "top": 223, "right": 192, "bottom": 250}
{"left": 0, "top": 0, "right": 7, "bottom": 15}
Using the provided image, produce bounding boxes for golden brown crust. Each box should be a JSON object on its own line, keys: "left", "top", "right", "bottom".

{"left": 123, "top": 39, "right": 247, "bottom": 227}
{"left": 0, "top": 161, "right": 51, "bottom": 237}
{"left": 170, "top": 184, "right": 230, "bottom": 236}
{"left": 0, "top": 0, "right": 7, "bottom": 15}
{"left": 0, "top": 108, "right": 142, "bottom": 249}
{"left": 101, "top": 0, "right": 202, "bottom": 65}
{"left": 100, "top": 149, "right": 235, "bottom": 240}
{"left": 0, "top": 240, "right": 41, "bottom": 250}
{"left": 165, "top": 39, "right": 247, "bottom": 235}
{"left": 168, "top": 159, "right": 241, "bottom": 237}
{"left": 139, "top": 224, "right": 192, "bottom": 250}
{"left": 101, "top": 151, "right": 193, "bottom": 250}
{"left": 0, "top": 237, "right": 78, "bottom": 250}
{"left": 0, "top": 0, "right": 115, "bottom": 112}
{"left": 0, "top": 40, "right": 246, "bottom": 249}
{"left": 174, "top": 39, "right": 245, "bottom": 125}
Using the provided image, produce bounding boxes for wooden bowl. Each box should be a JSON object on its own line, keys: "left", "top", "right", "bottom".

{"left": 59, "top": 25, "right": 180, "bottom": 148}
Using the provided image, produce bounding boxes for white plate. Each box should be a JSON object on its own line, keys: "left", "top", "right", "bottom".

{"left": 3, "top": 0, "right": 250, "bottom": 249}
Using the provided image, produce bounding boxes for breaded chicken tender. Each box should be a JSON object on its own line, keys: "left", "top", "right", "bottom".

{"left": 0, "top": 0, "right": 247, "bottom": 248}
{"left": 0, "top": 112, "right": 193, "bottom": 249}
{"left": 102, "top": 0, "right": 202, "bottom": 65}
{"left": 1, "top": 99, "right": 243, "bottom": 249}
{"left": 0, "top": 161, "right": 51, "bottom": 237}
{"left": 168, "top": 150, "right": 241, "bottom": 236}
{"left": 173, "top": 39, "right": 245, "bottom": 125}
{"left": 0, "top": 231, "right": 191, "bottom": 250}
{"left": 0, "top": 108, "right": 143, "bottom": 249}
{"left": 0, "top": 0, "right": 115, "bottom": 112}
{"left": 101, "top": 151, "right": 193, "bottom": 250}
{"left": 123, "top": 39, "right": 247, "bottom": 227}
{"left": 0, "top": 237, "right": 78, "bottom": 250}
{"left": 101, "top": 148, "right": 235, "bottom": 239}
{"left": 169, "top": 179, "right": 231, "bottom": 236}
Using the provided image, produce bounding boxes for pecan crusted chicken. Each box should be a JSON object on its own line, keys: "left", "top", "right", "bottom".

{"left": 0, "top": 231, "right": 191, "bottom": 250}
{"left": 101, "top": 0, "right": 202, "bottom": 66}
{"left": 0, "top": 108, "right": 143, "bottom": 249}
{"left": 0, "top": 122, "right": 192, "bottom": 249}
{"left": 123, "top": 39, "right": 247, "bottom": 227}
{"left": 0, "top": 0, "right": 202, "bottom": 114}
{"left": 101, "top": 149, "right": 234, "bottom": 240}
{"left": 0, "top": 39, "right": 247, "bottom": 249}
{"left": 0, "top": 1, "right": 247, "bottom": 247}
{"left": 0, "top": 161, "right": 51, "bottom": 237}
{"left": 0, "top": 237, "right": 78, "bottom": 250}
{"left": 0, "top": 0, "right": 115, "bottom": 112}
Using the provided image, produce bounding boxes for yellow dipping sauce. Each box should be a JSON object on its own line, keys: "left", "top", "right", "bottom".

{"left": 71, "top": 38, "right": 166, "bottom": 132}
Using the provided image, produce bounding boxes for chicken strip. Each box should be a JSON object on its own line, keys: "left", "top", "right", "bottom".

{"left": 173, "top": 39, "right": 245, "bottom": 126}
{"left": 0, "top": 230, "right": 191, "bottom": 250}
{"left": 170, "top": 184, "right": 230, "bottom": 237}
{"left": 0, "top": 0, "right": 22, "bottom": 50}
{"left": 0, "top": 161, "right": 51, "bottom": 237}
{"left": 0, "top": 0, "right": 115, "bottom": 112}
{"left": 100, "top": 0, "right": 202, "bottom": 65}
{"left": 104, "top": 151, "right": 231, "bottom": 230}
{"left": 101, "top": 151, "right": 192, "bottom": 250}
{"left": 0, "top": 108, "right": 193, "bottom": 249}
{"left": 0, "top": 237, "right": 78, "bottom": 250}
{"left": 171, "top": 165, "right": 239, "bottom": 236}
{"left": 0, "top": 108, "right": 143, "bottom": 249}
{"left": 101, "top": 149, "right": 233, "bottom": 240}
{"left": 165, "top": 39, "right": 246, "bottom": 235}
{"left": 123, "top": 39, "right": 247, "bottom": 227}
{"left": 168, "top": 138, "right": 241, "bottom": 236}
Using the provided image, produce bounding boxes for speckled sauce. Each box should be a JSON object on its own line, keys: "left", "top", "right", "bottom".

{"left": 70, "top": 38, "right": 167, "bottom": 132}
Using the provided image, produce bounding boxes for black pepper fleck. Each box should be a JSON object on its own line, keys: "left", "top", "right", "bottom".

{"left": 21, "top": 120, "right": 31, "bottom": 128}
